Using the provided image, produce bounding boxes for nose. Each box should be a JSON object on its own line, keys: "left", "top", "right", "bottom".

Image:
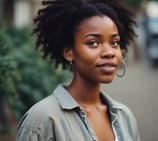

{"left": 100, "top": 44, "right": 115, "bottom": 59}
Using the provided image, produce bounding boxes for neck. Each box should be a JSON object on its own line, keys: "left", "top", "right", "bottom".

{"left": 66, "top": 77, "right": 102, "bottom": 106}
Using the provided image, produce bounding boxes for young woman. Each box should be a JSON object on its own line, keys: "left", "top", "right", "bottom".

{"left": 16, "top": 0, "right": 140, "bottom": 141}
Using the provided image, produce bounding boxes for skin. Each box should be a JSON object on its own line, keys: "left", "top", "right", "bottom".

{"left": 63, "top": 15, "right": 122, "bottom": 141}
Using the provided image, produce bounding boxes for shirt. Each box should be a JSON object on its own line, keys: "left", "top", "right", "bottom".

{"left": 15, "top": 84, "right": 141, "bottom": 141}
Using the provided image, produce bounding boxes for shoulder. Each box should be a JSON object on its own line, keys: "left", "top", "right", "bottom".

{"left": 28, "top": 94, "right": 61, "bottom": 116}
{"left": 17, "top": 93, "right": 62, "bottom": 129}
{"left": 103, "top": 93, "right": 139, "bottom": 134}
{"left": 101, "top": 92, "right": 137, "bottom": 123}
{"left": 16, "top": 94, "right": 59, "bottom": 140}
{"left": 16, "top": 93, "right": 64, "bottom": 140}
{"left": 105, "top": 96, "right": 141, "bottom": 141}
{"left": 115, "top": 100, "right": 137, "bottom": 123}
{"left": 18, "top": 84, "right": 78, "bottom": 128}
{"left": 101, "top": 93, "right": 140, "bottom": 139}
{"left": 111, "top": 97, "right": 137, "bottom": 123}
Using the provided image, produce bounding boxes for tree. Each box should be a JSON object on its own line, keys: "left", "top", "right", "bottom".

{"left": 0, "top": 26, "right": 71, "bottom": 134}
{"left": 0, "top": 27, "right": 20, "bottom": 133}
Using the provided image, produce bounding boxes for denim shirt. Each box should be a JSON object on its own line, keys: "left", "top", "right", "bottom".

{"left": 16, "top": 85, "right": 140, "bottom": 141}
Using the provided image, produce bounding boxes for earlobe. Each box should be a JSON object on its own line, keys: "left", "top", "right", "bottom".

{"left": 63, "top": 47, "right": 74, "bottom": 61}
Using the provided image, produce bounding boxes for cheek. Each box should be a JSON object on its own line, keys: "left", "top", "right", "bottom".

{"left": 73, "top": 44, "right": 99, "bottom": 64}
{"left": 117, "top": 48, "right": 123, "bottom": 63}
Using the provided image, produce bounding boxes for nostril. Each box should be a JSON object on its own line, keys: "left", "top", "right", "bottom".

{"left": 101, "top": 51, "right": 115, "bottom": 58}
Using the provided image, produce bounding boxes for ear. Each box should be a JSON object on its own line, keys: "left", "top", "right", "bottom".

{"left": 63, "top": 47, "right": 74, "bottom": 61}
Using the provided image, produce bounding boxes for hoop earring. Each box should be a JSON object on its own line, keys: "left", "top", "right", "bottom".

{"left": 116, "top": 61, "right": 126, "bottom": 77}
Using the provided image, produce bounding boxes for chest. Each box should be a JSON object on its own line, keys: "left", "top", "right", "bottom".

{"left": 54, "top": 107, "right": 116, "bottom": 141}
{"left": 85, "top": 107, "right": 115, "bottom": 141}
{"left": 53, "top": 108, "right": 134, "bottom": 141}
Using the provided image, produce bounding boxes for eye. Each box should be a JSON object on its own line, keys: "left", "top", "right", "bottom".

{"left": 87, "top": 40, "right": 99, "bottom": 47}
{"left": 111, "top": 40, "right": 120, "bottom": 47}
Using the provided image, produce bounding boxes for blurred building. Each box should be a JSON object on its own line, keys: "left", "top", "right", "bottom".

{"left": 1, "top": 0, "right": 41, "bottom": 27}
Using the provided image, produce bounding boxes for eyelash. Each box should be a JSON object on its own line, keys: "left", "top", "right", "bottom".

{"left": 111, "top": 40, "right": 120, "bottom": 47}
{"left": 87, "top": 40, "right": 120, "bottom": 48}
{"left": 87, "top": 40, "right": 99, "bottom": 47}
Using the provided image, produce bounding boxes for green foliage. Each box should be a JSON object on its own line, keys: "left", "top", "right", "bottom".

{"left": 0, "top": 26, "right": 71, "bottom": 121}
{"left": 0, "top": 27, "right": 20, "bottom": 134}
{"left": 0, "top": 27, "right": 20, "bottom": 98}
{"left": 126, "top": 0, "right": 141, "bottom": 9}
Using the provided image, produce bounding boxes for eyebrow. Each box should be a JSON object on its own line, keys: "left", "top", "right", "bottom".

{"left": 84, "top": 33, "right": 101, "bottom": 39}
{"left": 111, "top": 33, "right": 120, "bottom": 38}
{"left": 84, "top": 33, "right": 120, "bottom": 39}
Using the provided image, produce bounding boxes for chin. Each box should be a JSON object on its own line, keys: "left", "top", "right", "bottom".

{"left": 101, "top": 80, "right": 113, "bottom": 84}
{"left": 100, "top": 75, "right": 115, "bottom": 84}
{"left": 100, "top": 78, "right": 114, "bottom": 84}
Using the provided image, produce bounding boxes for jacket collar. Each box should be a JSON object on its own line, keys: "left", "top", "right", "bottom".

{"left": 53, "top": 84, "right": 123, "bottom": 113}
{"left": 53, "top": 84, "right": 80, "bottom": 110}
{"left": 100, "top": 90, "right": 123, "bottom": 111}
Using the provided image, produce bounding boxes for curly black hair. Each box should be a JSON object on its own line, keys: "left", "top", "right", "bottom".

{"left": 33, "top": 0, "right": 136, "bottom": 69}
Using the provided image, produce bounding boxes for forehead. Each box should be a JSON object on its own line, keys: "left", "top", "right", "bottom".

{"left": 75, "top": 16, "right": 118, "bottom": 35}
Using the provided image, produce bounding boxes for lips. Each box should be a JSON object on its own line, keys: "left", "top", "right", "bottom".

{"left": 96, "top": 62, "right": 117, "bottom": 74}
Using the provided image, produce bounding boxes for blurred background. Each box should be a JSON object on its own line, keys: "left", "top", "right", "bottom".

{"left": 0, "top": 0, "right": 158, "bottom": 141}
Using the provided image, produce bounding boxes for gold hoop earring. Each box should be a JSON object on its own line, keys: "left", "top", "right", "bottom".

{"left": 116, "top": 61, "right": 126, "bottom": 77}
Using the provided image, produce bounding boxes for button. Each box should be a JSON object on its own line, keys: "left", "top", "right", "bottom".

{"left": 80, "top": 110, "right": 87, "bottom": 117}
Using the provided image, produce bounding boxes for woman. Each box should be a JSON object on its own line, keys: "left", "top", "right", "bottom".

{"left": 16, "top": 0, "right": 140, "bottom": 141}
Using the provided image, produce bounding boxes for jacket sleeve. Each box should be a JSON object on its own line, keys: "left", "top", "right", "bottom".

{"left": 15, "top": 113, "right": 55, "bottom": 141}
{"left": 16, "top": 127, "right": 43, "bottom": 141}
